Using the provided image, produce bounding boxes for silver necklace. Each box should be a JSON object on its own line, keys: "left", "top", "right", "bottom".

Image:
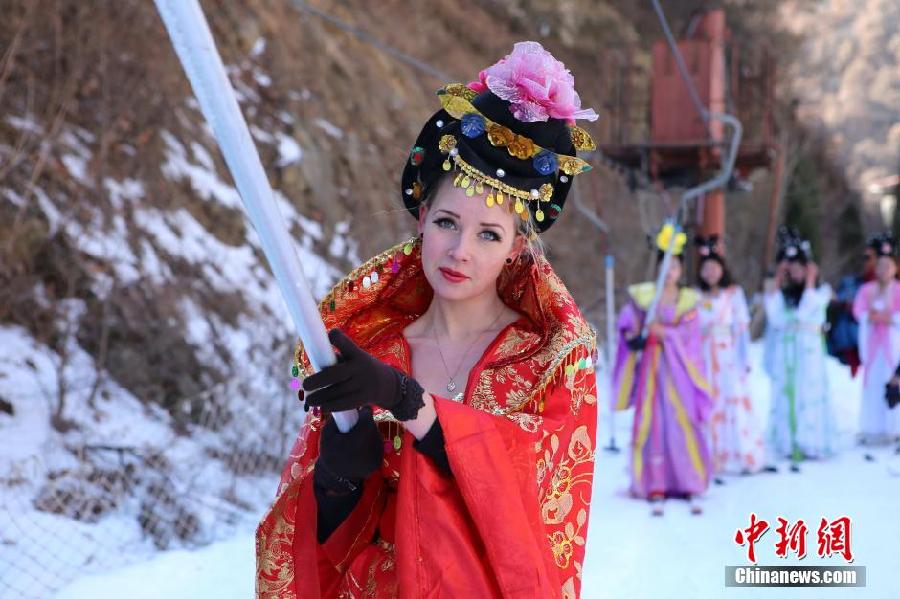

{"left": 432, "top": 307, "right": 505, "bottom": 395}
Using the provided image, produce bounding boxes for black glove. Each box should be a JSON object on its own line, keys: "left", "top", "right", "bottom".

{"left": 626, "top": 334, "right": 647, "bottom": 351}
{"left": 313, "top": 407, "right": 382, "bottom": 544}
{"left": 886, "top": 382, "right": 900, "bottom": 410}
{"left": 414, "top": 419, "right": 451, "bottom": 476}
{"left": 303, "top": 329, "right": 425, "bottom": 421}
{"left": 315, "top": 406, "right": 384, "bottom": 487}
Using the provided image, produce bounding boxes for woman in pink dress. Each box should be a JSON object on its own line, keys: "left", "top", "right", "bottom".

{"left": 852, "top": 234, "right": 900, "bottom": 447}
{"left": 695, "top": 235, "right": 765, "bottom": 479}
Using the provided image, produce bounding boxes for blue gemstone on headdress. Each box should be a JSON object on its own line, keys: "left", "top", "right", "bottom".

{"left": 460, "top": 113, "right": 486, "bottom": 138}
{"left": 533, "top": 150, "right": 558, "bottom": 176}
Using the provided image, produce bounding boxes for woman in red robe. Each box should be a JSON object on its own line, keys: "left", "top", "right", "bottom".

{"left": 256, "top": 42, "right": 599, "bottom": 598}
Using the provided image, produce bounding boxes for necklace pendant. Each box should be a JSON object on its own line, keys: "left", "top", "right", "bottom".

{"left": 446, "top": 380, "right": 457, "bottom": 393}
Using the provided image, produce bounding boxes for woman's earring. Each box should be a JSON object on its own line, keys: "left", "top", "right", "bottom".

{"left": 505, "top": 258, "right": 513, "bottom": 264}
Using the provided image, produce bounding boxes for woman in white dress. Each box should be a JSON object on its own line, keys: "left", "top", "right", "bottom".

{"left": 695, "top": 236, "right": 765, "bottom": 478}
{"left": 763, "top": 228, "right": 837, "bottom": 470}
{"left": 852, "top": 234, "right": 900, "bottom": 447}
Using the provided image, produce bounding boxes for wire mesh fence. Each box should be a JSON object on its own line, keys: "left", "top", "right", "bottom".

{"left": 0, "top": 387, "right": 302, "bottom": 598}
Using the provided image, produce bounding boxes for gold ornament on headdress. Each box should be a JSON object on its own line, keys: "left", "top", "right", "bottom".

{"left": 539, "top": 183, "right": 553, "bottom": 201}
{"left": 438, "top": 134, "right": 458, "bottom": 153}
{"left": 449, "top": 154, "right": 537, "bottom": 203}
{"left": 507, "top": 134, "right": 536, "bottom": 160}
{"left": 558, "top": 156, "right": 587, "bottom": 176}
{"left": 486, "top": 123, "right": 516, "bottom": 148}
{"left": 442, "top": 83, "right": 477, "bottom": 101}
{"left": 437, "top": 84, "right": 593, "bottom": 176}
{"left": 655, "top": 223, "right": 687, "bottom": 255}
{"left": 570, "top": 126, "right": 596, "bottom": 151}
{"left": 436, "top": 134, "right": 557, "bottom": 226}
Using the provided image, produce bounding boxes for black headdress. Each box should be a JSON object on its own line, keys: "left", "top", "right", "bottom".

{"left": 775, "top": 226, "right": 813, "bottom": 264}
{"left": 695, "top": 234, "right": 724, "bottom": 260}
{"left": 400, "top": 42, "right": 598, "bottom": 234}
{"left": 867, "top": 233, "right": 896, "bottom": 258}
{"left": 695, "top": 234, "right": 733, "bottom": 290}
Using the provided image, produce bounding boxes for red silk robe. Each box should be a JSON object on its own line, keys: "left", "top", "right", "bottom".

{"left": 256, "top": 238, "right": 598, "bottom": 598}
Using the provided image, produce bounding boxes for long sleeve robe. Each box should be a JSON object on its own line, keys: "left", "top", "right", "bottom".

{"left": 612, "top": 283, "right": 712, "bottom": 499}
{"left": 256, "top": 238, "right": 598, "bottom": 598}
{"left": 852, "top": 280, "right": 900, "bottom": 441}
{"left": 763, "top": 285, "right": 836, "bottom": 460}
{"left": 698, "top": 286, "right": 765, "bottom": 474}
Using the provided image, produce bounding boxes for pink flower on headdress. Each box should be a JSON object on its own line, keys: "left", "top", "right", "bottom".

{"left": 467, "top": 41, "right": 599, "bottom": 125}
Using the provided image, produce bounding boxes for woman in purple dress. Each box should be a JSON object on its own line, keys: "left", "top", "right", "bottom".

{"left": 613, "top": 225, "right": 713, "bottom": 515}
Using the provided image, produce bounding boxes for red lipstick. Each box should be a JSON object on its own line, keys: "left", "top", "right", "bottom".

{"left": 439, "top": 267, "right": 468, "bottom": 283}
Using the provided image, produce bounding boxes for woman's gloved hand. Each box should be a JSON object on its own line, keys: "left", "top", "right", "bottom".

{"left": 885, "top": 380, "right": 900, "bottom": 410}
{"left": 303, "top": 329, "right": 425, "bottom": 421}
{"left": 626, "top": 334, "right": 647, "bottom": 351}
{"left": 315, "top": 406, "right": 383, "bottom": 490}
{"left": 313, "top": 407, "right": 382, "bottom": 544}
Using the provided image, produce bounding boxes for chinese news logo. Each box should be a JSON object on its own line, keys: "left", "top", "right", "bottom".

{"left": 726, "top": 513, "right": 865, "bottom": 588}
{"left": 734, "top": 513, "right": 853, "bottom": 562}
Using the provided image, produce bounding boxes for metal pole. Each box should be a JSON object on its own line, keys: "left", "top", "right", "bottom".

{"left": 642, "top": 113, "right": 743, "bottom": 335}
{"left": 643, "top": 0, "right": 743, "bottom": 332}
{"left": 604, "top": 255, "right": 620, "bottom": 452}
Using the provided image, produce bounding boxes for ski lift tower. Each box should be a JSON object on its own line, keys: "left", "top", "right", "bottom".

{"left": 601, "top": 9, "right": 777, "bottom": 247}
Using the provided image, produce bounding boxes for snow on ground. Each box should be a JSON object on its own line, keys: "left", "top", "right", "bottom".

{"left": 54, "top": 526, "right": 258, "bottom": 599}
{"left": 583, "top": 344, "right": 898, "bottom": 599}
{"left": 0, "top": 319, "right": 289, "bottom": 598}
{"left": 48, "top": 343, "right": 899, "bottom": 598}
{"left": 0, "top": 324, "right": 177, "bottom": 597}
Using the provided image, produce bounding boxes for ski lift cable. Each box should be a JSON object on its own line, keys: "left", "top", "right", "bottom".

{"left": 294, "top": 0, "right": 658, "bottom": 198}
{"left": 642, "top": 111, "right": 742, "bottom": 332}
{"left": 571, "top": 178, "right": 610, "bottom": 233}
{"left": 290, "top": 0, "right": 452, "bottom": 82}
{"left": 649, "top": 0, "right": 711, "bottom": 130}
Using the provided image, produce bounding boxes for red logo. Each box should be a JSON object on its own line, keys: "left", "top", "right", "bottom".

{"left": 817, "top": 516, "right": 853, "bottom": 562}
{"left": 735, "top": 514, "right": 853, "bottom": 564}
{"left": 734, "top": 513, "right": 769, "bottom": 564}
{"left": 774, "top": 517, "right": 808, "bottom": 559}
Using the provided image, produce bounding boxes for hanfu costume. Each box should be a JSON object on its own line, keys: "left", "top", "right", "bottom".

{"left": 852, "top": 234, "right": 900, "bottom": 444}
{"left": 695, "top": 236, "right": 765, "bottom": 474}
{"left": 256, "top": 42, "right": 601, "bottom": 598}
{"left": 613, "top": 227, "right": 712, "bottom": 500}
{"left": 763, "top": 229, "right": 836, "bottom": 461}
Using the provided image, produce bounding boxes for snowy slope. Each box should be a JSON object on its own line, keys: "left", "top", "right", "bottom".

{"left": 50, "top": 344, "right": 899, "bottom": 599}
{"left": 0, "top": 47, "right": 361, "bottom": 596}
{"left": 0, "top": 321, "right": 288, "bottom": 598}
{"left": 0, "top": 115, "right": 347, "bottom": 596}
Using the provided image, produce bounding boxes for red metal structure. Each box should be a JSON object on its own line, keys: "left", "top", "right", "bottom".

{"left": 601, "top": 9, "right": 777, "bottom": 245}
